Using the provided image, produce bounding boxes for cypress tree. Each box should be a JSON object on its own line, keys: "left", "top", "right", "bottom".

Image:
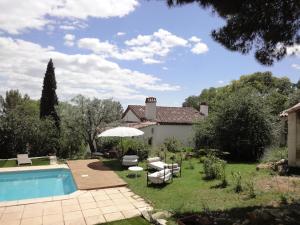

{"left": 40, "top": 59, "right": 60, "bottom": 128}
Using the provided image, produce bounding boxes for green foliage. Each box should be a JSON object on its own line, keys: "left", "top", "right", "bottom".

{"left": 186, "top": 72, "right": 294, "bottom": 115}
{"left": 40, "top": 59, "right": 60, "bottom": 128}
{"left": 58, "top": 103, "right": 87, "bottom": 159}
{"left": 121, "top": 139, "right": 150, "bottom": 160}
{"left": 246, "top": 179, "right": 256, "bottom": 199}
{"left": 195, "top": 87, "right": 275, "bottom": 161}
{"left": 167, "top": 1, "right": 300, "bottom": 65}
{"left": 97, "top": 137, "right": 120, "bottom": 150}
{"left": 231, "top": 171, "right": 243, "bottom": 193}
{"left": 0, "top": 96, "right": 59, "bottom": 158}
{"left": 203, "top": 153, "right": 226, "bottom": 180}
{"left": 163, "top": 137, "right": 182, "bottom": 153}
{"left": 71, "top": 95, "right": 123, "bottom": 153}
{"left": 261, "top": 147, "right": 288, "bottom": 162}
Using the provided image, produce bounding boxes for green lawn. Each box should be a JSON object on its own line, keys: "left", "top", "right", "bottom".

{"left": 0, "top": 157, "right": 50, "bottom": 167}
{"left": 101, "top": 217, "right": 150, "bottom": 225}
{"left": 103, "top": 158, "right": 293, "bottom": 214}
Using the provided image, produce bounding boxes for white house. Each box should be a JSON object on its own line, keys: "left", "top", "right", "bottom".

{"left": 122, "top": 97, "right": 208, "bottom": 147}
{"left": 283, "top": 103, "right": 300, "bottom": 167}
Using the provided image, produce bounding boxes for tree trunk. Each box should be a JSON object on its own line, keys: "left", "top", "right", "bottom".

{"left": 88, "top": 138, "right": 96, "bottom": 153}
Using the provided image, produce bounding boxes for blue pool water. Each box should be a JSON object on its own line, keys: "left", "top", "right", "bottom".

{"left": 0, "top": 169, "right": 77, "bottom": 201}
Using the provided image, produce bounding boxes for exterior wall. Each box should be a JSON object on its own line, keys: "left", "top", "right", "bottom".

{"left": 139, "top": 124, "right": 195, "bottom": 147}
{"left": 288, "top": 112, "right": 297, "bottom": 166}
{"left": 122, "top": 110, "right": 140, "bottom": 122}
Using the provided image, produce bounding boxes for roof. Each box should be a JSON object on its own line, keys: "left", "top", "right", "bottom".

{"left": 126, "top": 122, "right": 157, "bottom": 129}
{"left": 123, "top": 105, "right": 202, "bottom": 124}
{"left": 285, "top": 102, "right": 300, "bottom": 114}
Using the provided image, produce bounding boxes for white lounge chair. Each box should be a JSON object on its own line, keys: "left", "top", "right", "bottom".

{"left": 122, "top": 155, "right": 139, "bottom": 166}
{"left": 147, "top": 168, "right": 172, "bottom": 184}
{"left": 166, "top": 163, "right": 181, "bottom": 176}
{"left": 17, "top": 154, "right": 32, "bottom": 166}
{"left": 147, "top": 157, "right": 181, "bottom": 175}
{"left": 147, "top": 157, "right": 167, "bottom": 170}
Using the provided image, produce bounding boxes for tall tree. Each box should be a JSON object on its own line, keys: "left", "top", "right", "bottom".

{"left": 71, "top": 95, "right": 123, "bottom": 153}
{"left": 166, "top": 0, "right": 300, "bottom": 65}
{"left": 40, "top": 59, "right": 60, "bottom": 128}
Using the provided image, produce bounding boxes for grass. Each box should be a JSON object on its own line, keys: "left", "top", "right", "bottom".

{"left": 103, "top": 157, "right": 296, "bottom": 214}
{"left": 101, "top": 217, "right": 150, "bottom": 225}
{"left": 0, "top": 157, "right": 50, "bottom": 167}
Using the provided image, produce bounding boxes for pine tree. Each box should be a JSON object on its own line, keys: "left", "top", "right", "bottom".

{"left": 40, "top": 59, "right": 60, "bottom": 128}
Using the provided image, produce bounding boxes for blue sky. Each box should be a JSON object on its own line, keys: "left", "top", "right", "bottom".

{"left": 0, "top": 0, "right": 300, "bottom": 108}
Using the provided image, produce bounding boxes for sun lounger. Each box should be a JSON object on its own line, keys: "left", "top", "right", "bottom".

{"left": 147, "top": 157, "right": 167, "bottom": 170}
{"left": 122, "top": 155, "right": 139, "bottom": 166}
{"left": 17, "top": 154, "right": 32, "bottom": 166}
{"left": 147, "top": 168, "right": 172, "bottom": 184}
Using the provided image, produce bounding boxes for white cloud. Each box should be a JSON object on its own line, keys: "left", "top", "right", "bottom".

{"left": 0, "top": 0, "right": 139, "bottom": 34}
{"left": 292, "top": 64, "right": 300, "bottom": 70}
{"left": 64, "top": 34, "right": 75, "bottom": 46}
{"left": 189, "top": 36, "right": 201, "bottom": 43}
{"left": 77, "top": 38, "right": 117, "bottom": 55}
{"left": 218, "top": 80, "right": 224, "bottom": 84}
{"left": 0, "top": 37, "right": 180, "bottom": 101}
{"left": 287, "top": 45, "right": 300, "bottom": 56}
{"left": 60, "top": 25, "right": 76, "bottom": 31}
{"left": 162, "top": 67, "right": 168, "bottom": 70}
{"left": 117, "top": 32, "right": 126, "bottom": 36}
{"left": 78, "top": 29, "right": 203, "bottom": 64}
{"left": 191, "top": 42, "right": 209, "bottom": 54}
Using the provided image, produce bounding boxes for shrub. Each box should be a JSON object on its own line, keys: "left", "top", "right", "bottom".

{"left": 163, "top": 137, "right": 182, "bottom": 153}
{"left": 231, "top": 171, "right": 243, "bottom": 193}
{"left": 203, "top": 153, "right": 226, "bottom": 180}
{"left": 97, "top": 137, "right": 120, "bottom": 151}
{"left": 261, "top": 146, "right": 288, "bottom": 162}
{"left": 121, "top": 139, "right": 150, "bottom": 160}
{"left": 246, "top": 179, "right": 256, "bottom": 198}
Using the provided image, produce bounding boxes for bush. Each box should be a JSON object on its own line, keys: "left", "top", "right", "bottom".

{"left": 232, "top": 171, "right": 243, "bottom": 193}
{"left": 203, "top": 153, "right": 226, "bottom": 180}
{"left": 261, "top": 146, "right": 288, "bottom": 162}
{"left": 246, "top": 179, "right": 256, "bottom": 198}
{"left": 97, "top": 137, "right": 120, "bottom": 151}
{"left": 121, "top": 139, "right": 150, "bottom": 160}
{"left": 163, "top": 137, "right": 182, "bottom": 153}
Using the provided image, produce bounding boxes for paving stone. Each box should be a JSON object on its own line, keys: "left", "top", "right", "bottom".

{"left": 97, "top": 199, "right": 115, "bottom": 207}
{"left": 85, "top": 215, "right": 106, "bottom": 225}
{"left": 80, "top": 202, "right": 98, "bottom": 210}
{"left": 122, "top": 209, "right": 141, "bottom": 219}
{"left": 5, "top": 205, "right": 24, "bottom": 213}
{"left": 62, "top": 199, "right": 78, "bottom": 206}
{"left": 20, "top": 216, "right": 43, "bottom": 225}
{"left": 63, "top": 204, "right": 81, "bottom": 213}
{"left": 82, "top": 208, "right": 102, "bottom": 217}
{"left": 63, "top": 210, "right": 84, "bottom": 221}
{"left": 43, "top": 214, "right": 64, "bottom": 225}
{"left": 104, "top": 212, "right": 125, "bottom": 222}
{"left": 100, "top": 205, "right": 119, "bottom": 214}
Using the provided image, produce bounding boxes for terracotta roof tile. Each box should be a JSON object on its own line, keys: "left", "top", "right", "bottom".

{"left": 124, "top": 105, "right": 202, "bottom": 124}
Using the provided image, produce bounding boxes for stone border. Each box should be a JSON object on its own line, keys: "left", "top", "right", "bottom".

{"left": 0, "top": 164, "right": 68, "bottom": 173}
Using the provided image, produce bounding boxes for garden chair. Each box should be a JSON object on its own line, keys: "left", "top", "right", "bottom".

{"left": 122, "top": 155, "right": 139, "bottom": 166}
{"left": 17, "top": 154, "right": 32, "bottom": 166}
{"left": 147, "top": 168, "right": 172, "bottom": 185}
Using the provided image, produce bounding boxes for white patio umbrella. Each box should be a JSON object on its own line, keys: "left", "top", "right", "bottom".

{"left": 98, "top": 127, "right": 144, "bottom": 156}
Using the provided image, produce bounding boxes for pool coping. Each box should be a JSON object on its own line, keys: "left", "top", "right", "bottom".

{"left": 0, "top": 164, "right": 69, "bottom": 173}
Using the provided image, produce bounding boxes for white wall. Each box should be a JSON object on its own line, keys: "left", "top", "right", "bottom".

{"left": 122, "top": 110, "right": 140, "bottom": 122}
{"left": 139, "top": 124, "right": 195, "bottom": 147}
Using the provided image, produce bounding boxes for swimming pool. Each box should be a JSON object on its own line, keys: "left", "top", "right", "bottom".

{"left": 0, "top": 168, "right": 77, "bottom": 201}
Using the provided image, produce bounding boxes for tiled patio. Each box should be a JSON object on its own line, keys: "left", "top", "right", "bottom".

{"left": 67, "top": 160, "right": 127, "bottom": 190}
{"left": 0, "top": 187, "right": 152, "bottom": 225}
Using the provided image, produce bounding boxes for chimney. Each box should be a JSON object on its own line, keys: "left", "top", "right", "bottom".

{"left": 145, "top": 97, "right": 157, "bottom": 120}
{"left": 200, "top": 102, "right": 208, "bottom": 117}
